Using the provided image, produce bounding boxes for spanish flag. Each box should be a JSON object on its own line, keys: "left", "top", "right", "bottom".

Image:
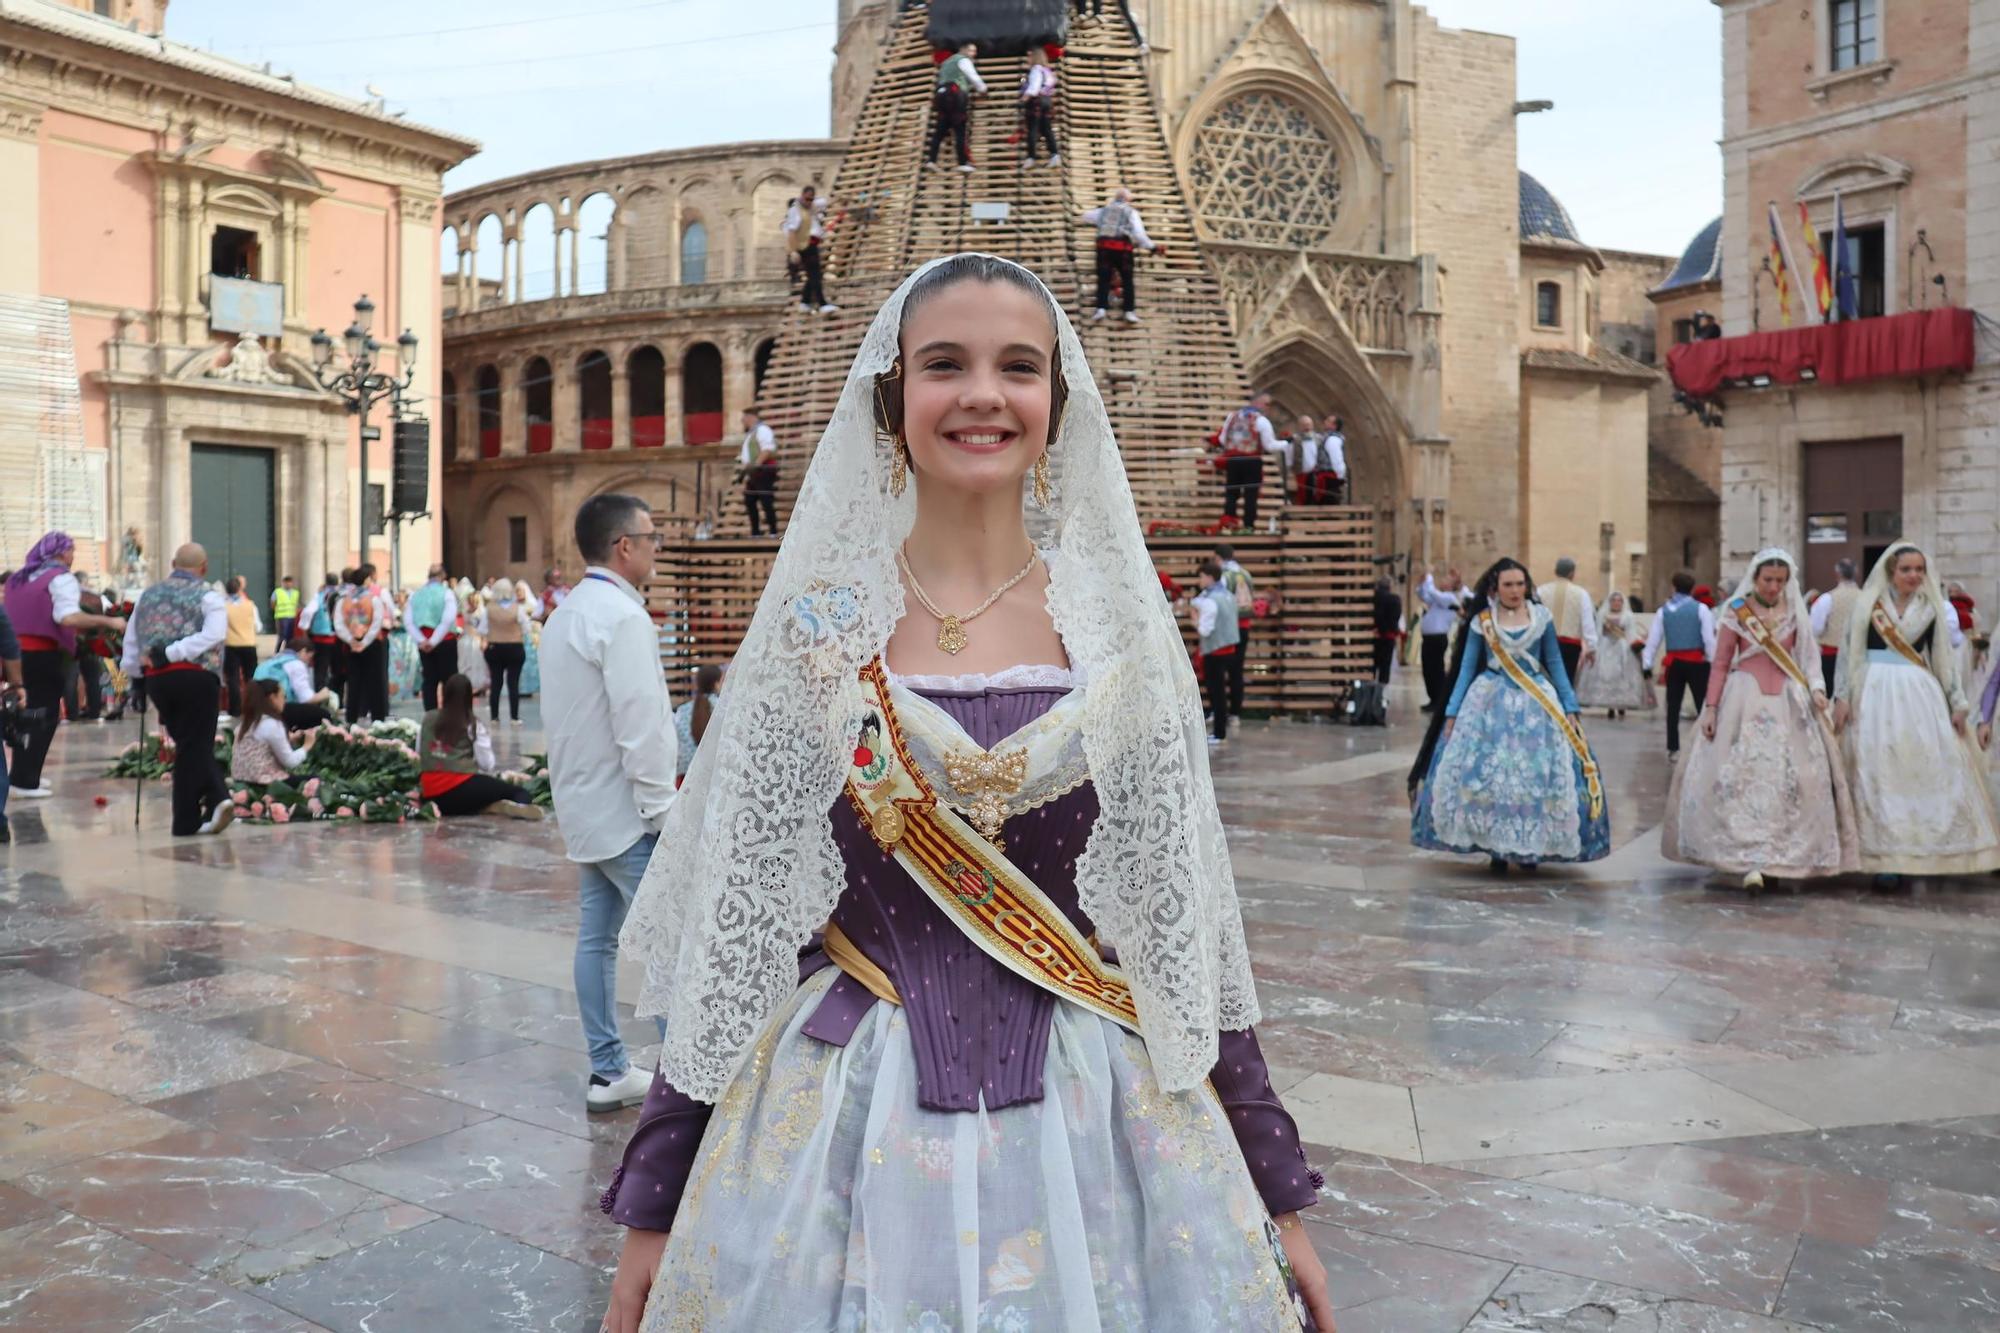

{"left": 1766, "top": 203, "right": 1796, "bottom": 327}
{"left": 1798, "top": 201, "right": 1833, "bottom": 320}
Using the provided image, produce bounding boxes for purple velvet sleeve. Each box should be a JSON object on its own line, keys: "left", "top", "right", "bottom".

{"left": 1982, "top": 657, "right": 2000, "bottom": 725}
{"left": 1211, "top": 1028, "right": 1324, "bottom": 1215}
{"left": 601, "top": 949, "right": 834, "bottom": 1230}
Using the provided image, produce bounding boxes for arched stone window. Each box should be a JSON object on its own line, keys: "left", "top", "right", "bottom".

{"left": 1535, "top": 281, "right": 1562, "bottom": 328}
{"left": 629, "top": 346, "right": 667, "bottom": 448}
{"left": 683, "top": 342, "right": 723, "bottom": 444}
{"left": 1188, "top": 89, "right": 1342, "bottom": 249}
{"left": 753, "top": 337, "right": 777, "bottom": 397}
{"left": 440, "top": 370, "right": 459, "bottom": 459}
{"left": 475, "top": 365, "right": 502, "bottom": 458}
{"left": 578, "top": 350, "right": 613, "bottom": 450}
{"left": 681, "top": 220, "right": 709, "bottom": 285}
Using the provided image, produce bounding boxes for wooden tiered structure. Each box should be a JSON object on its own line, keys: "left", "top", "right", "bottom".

{"left": 654, "top": 4, "right": 1376, "bottom": 713}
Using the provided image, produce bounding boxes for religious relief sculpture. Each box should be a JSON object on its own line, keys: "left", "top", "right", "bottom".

{"left": 207, "top": 332, "right": 288, "bottom": 385}
{"left": 1188, "top": 89, "right": 1343, "bottom": 250}
{"left": 120, "top": 524, "right": 147, "bottom": 598}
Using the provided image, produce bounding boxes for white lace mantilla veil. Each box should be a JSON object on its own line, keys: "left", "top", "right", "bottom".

{"left": 619, "top": 254, "right": 1261, "bottom": 1103}
{"left": 1838, "top": 538, "right": 1963, "bottom": 706}
{"left": 1724, "top": 548, "right": 1819, "bottom": 668}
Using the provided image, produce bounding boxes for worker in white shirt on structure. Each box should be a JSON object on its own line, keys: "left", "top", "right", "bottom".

{"left": 925, "top": 42, "right": 988, "bottom": 172}
{"left": 782, "top": 185, "right": 837, "bottom": 315}
{"left": 1079, "top": 187, "right": 1158, "bottom": 323}
{"left": 736, "top": 406, "right": 780, "bottom": 537}
{"left": 1020, "top": 49, "right": 1060, "bottom": 167}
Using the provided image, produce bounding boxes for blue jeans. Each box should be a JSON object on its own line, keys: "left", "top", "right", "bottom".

{"left": 575, "top": 831, "right": 662, "bottom": 1078}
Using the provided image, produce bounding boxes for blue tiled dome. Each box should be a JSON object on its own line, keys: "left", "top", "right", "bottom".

{"left": 1518, "top": 171, "right": 1582, "bottom": 245}
{"left": 1656, "top": 216, "right": 1723, "bottom": 292}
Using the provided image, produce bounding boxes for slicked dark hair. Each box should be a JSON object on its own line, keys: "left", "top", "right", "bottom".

{"left": 576, "top": 493, "right": 650, "bottom": 563}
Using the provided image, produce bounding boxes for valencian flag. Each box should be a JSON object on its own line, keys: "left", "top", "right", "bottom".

{"left": 1798, "top": 201, "right": 1833, "bottom": 320}
{"left": 1766, "top": 203, "right": 1798, "bottom": 327}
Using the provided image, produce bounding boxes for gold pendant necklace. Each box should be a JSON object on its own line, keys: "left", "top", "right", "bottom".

{"left": 898, "top": 546, "right": 1039, "bottom": 656}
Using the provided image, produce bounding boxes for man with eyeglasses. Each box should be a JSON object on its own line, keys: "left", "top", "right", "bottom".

{"left": 540, "top": 493, "right": 678, "bottom": 1113}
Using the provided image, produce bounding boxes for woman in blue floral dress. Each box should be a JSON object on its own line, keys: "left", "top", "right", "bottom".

{"left": 1412, "top": 557, "right": 1611, "bottom": 869}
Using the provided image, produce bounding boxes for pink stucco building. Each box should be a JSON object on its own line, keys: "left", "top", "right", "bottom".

{"left": 0, "top": 0, "right": 477, "bottom": 602}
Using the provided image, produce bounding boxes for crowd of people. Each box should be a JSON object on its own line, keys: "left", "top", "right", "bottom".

{"left": 1401, "top": 545, "right": 2000, "bottom": 888}
{"left": 1210, "top": 392, "right": 1349, "bottom": 529}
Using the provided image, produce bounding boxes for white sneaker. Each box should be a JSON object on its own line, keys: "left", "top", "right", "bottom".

{"left": 1123, "top": 310, "right": 1141, "bottom": 323}
{"left": 510, "top": 718, "right": 524, "bottom": 728}
{"left": 198, "top": 802, "right": 235, "bottom": 835}
{"left": 1021, "top": 155, "right": 1034, "bottom": 169}
{"left": 1048, "top": 153, "right": 1061, "bottom": 167}
{"left": 586, "top": 1064, "right": 653, "bottom": 1113}
{"left": 924, "top": 159, "right": 940, "bottom": 171}
{"left": 12, "top": 785, "right": 54, "bottom": 799}
{"left": 798, "top": 302, "right": 813, "bottom": 313}
{"left": 1206, "top": 735, "right": 1223, "bottom": 747}
{"left": 819, "top": 303, "right": 840, "bottom": 314}
{"left": 1090, "top": 308, "right": 1107, "bottom": 322}
{"left": 958, "top": 163, "right": 975, "bottom": 174}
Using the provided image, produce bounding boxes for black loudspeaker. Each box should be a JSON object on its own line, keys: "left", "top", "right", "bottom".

{"left": 391, "top": 418, "right": 430, "bottom": 516}
{"left": 926, "top": 0, "right": 1068, "bottom": 56}
{"left": 1342, "top": 680, "right": 1388, "bottom": 727}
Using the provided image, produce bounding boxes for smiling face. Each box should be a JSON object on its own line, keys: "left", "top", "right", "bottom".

{"left": 1494, "top": 567, "right": 1528, "bottom": 609}
{"left": 1754, "top": 561, "right": 1790, "bottom": 604}
{"left": 1892, "top": 550, "right": 1927, "bottom": 597}
{"left": 899, "top": 278, "right": 1057, "bottom": 503}
{"left": 1607, "top": 591, "right": 1624, "bottom": 612}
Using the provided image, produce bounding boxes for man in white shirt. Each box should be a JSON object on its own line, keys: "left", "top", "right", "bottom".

{"left": 925, "top": 42, "right": 988, "bottom": 172}
{"left": 120, "top": 544, "right": 232, "bottom": 836}
{"left": 1643, "top": 570, "right": 1720, "bottom": 757}
{"left": 1416, "top": 566, "right": 1465, "bottom": 712}
{"left": 782, "top": 185, "right": 837, "bottom": 314}
{"left": 334, "top": 563, "right": 389, "bottom": 724}
{"left": 736, "top": 407, "right": 780, "bottom": 537}
{"left": 1079, "top": 188, "right": 1158, "bottom": 323}
{"left": 1318, "top": 412, "right": 1349, "bottom": 504}
{"left": 3, "top": 530, "right": 124, "bottom": 796}
{"left": 1213, "top": 392, "right": 1288, "bottom": 529}
{"left": 541, "top": 493, "right": 678, "bottom": 1112}
{"left": 1809, "top": 558, "right": 1861, "bottom": 695}
{"left": 1536, "top": 557, "right": 1600, "bottom": 685}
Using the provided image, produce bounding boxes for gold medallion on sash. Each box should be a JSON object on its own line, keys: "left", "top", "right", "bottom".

{"left": 1729, "top": 599, "right": 1817, "bottom": 695}
{"left": 1478, "top": 611, "right": 1605, "bottom": 819}
{"left": 841, "top": 660, "right": 1141, "bottom": 1031}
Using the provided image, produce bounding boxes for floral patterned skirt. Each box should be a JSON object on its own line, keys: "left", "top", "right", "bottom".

{"left": 1662, "top": 672, "right": 1859, "bottom": 878}
{"left": 1412, "top": 671, "right": 1611, "bottom": 862}
{"left": 1844, "top": 659, "right": 2000, "bottom": 875}
{"left": 641, "top": 967, "right": 1304, "bottom": 1333}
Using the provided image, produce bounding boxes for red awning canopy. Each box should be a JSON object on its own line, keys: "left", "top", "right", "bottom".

{"left": 1667, "top": 307, "right": 1975, "bottom": 398}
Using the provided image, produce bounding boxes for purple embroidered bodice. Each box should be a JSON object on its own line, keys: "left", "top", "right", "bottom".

{"left": 604, "top": 683, "right": 1320, "bottom": 1229}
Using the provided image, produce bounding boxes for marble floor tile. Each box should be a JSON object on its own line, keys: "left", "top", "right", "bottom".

{"left": 0, "top": 1053, "right": 188, "bottom": 1177}
{"left": 1873, "top": 1180, "right": 2000, "bottom": 1273}
{"left": 1314, "top": 1152, "right": 1800, "bottom": 1312}
{"left": 1460, "top": 1143, "right": 1893, "bottom": 1246}
{"left": 149, "top": 1062, "right": 496, "bottom": 1170}
{"left": 121, "top": 968, "right": 323, "bottom": 1021}
{"left": 1413, "top": 1068, "right": 1812, "bottom": 1162}
{"left": 5, "top": 1004, "right": 304, "bottom": 1103}
{"left": 436, "top": 980, "right": 662, "bottom": 1054}
{"left": 1466, "top": 1266, "right": 1824, "bottom": 1331}
{"left": 211, "top": 990, "right": 530, "bottom": 1080}
{"left": 0, "top": 1211, "right": 323, "bottom": 1331}
{"left": 0, "top": 1179, "right": 56, "bottom": 1230}
{"left": 258, "top": 1217, "right": 602, "bottom": 1333}
{"left": 1283, "top": 1072, "right": 1422, "bottom": 1161}
{"left": 1475, "top": 983, "right": 1739, "bottom": 1044}
{"left": 1301, "top": 1222, "right": 1513, "bottom": 1333}
{"left": 1694, "top": 1049, "right": 2000, "bottom": 1128}
{"left": 1776, "top": 1233, "right": 2000, "bottom": 1331}
{"left": 398, "top": 1036, "right": 641, "bottom": 1144}
{"left": 1531, "top": 1023, "right": 1783, "bottom": 1076}
{"left": 330, "top": 1114, "right": 627, "bottom": 1269}
{"left": 1700, "top": 1121, "right": 2000, "bottom": 1200}
{"left": 22, "top": 1126, "right": 437, "bottom": 1285}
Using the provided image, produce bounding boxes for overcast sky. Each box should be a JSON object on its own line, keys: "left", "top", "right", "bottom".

{"left": 170, "top": 0, "right": 1721, "bottom": 258}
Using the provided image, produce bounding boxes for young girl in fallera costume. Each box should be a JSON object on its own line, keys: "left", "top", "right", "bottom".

{"left": 1574, "top": 589, "right": 1650, "bottom": 717}
{"left": 598, "top": 256, "right": 1334, "bottom": 1332}
{"left": 1832, "top": 540, "right": 2000, "bottom": 883}
{"left": 1410, "top": 557, "right": 1611, "bottom": 870}
{"left": 1662, "top": 549, "right": 1859, "bottom": 889}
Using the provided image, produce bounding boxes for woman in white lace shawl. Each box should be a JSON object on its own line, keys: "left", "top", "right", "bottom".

{"left": 1574, "top": 589, "right": 1650, "bottom": 716}
{"left": 1832, "top": 540, "right": 2000, "bottom": 882}
{"left": 600, "top": 256, "right": 1333, "bottom": 1332}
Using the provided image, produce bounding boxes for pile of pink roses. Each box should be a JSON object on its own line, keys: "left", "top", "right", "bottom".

{"left": 225, "top": 721, "right": 438, "bottom": 825}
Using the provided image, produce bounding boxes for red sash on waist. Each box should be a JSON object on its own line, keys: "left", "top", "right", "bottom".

{"left": 1820, "top": 644, "right": 1838, "bottom": 657}
{"left": 144, "top": 661, "right": 201, "bottom": 677}
{"left": 310, "top": 633, "right": 337, "bottom": 644}
{"left": 1096, "top": 237, "right": 1134, "bottom": 253}
{"left": 1664, "top": 649, "right": 1706, "bottom": 665}
{"left": 418, "top": 626, "right": 457, "bottom": 643}
{"left": 420, "top": 771, "right": 473, "bottom": 798}
{"left": 1203, "top": 643, "right": 1237, "bottom": 657}
{"left": 18, "top": 634, "right": 59, "bottom": 652}
{"left": 1556, "top": 636, "right": 1583, "bottom": 647}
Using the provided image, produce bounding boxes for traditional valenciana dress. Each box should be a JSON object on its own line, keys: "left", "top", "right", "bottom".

{"left": 1839, "top": 590, "right": 2000, "bottom": 875}
{"left": 609, "top": 662, "right": 1317, "bottom": 1331}
{"left": 1663, "top": 596, "right": 1859, "bottom": 878}
{"left": 1574, "top": 599, "right": 1650, "bottom": 711}
{"left": 1413, "top": 603, "right": 1610, "bottom": 863}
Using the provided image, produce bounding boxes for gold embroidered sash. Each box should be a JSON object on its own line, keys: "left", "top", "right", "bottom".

{"left": 842, "top": 659, "right": 1140, "bottom": 1032}
{"left": 1478, "top": 611, "right": 1604, "bottom": 820}
{"left": 1870, "top": 606, "right": 1930, "bottom": 670}
{"left": 1730, "top": 599, "right": 1817, "bottom": 695}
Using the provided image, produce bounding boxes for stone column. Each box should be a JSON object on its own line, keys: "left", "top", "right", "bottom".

{"left": 300, "top": 431, "right": 327, "bottom": 586}
{"left": 663, "top": 340, "right": 684, "bottom": 445}
{"left": 0, "top": 96, "right": 41, "bottom": 296}
{"left": 567, "top": 226, "right": 581, "bottom": 297}
{"left": 160, "top": 427, "right": 191, "bottom": 554}
{"left": 553, "top": 350, "right": 581, "bottom": 452}
{"left": 721, "top": 332, "right": 755, "bottom": 424}
{"left": 464, "top": 239, "right": 480, "bottom": 311}
{"left": 553, "top": 228, "right": 564, "bottom": 299}
{"left": 611, "top": 358, "right": 632, "bottom": 450}
{"left": 501, "top": 360, "right": 526, "bottom": 456}
{"left": 500, "top": 234, "right": 515, "bottom": 306}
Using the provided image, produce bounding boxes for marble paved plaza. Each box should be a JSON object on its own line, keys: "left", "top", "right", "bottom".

{"left": 4, "top": 688, "right": 2000, "bottom": 1331}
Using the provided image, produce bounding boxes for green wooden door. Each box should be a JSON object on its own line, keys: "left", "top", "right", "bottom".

{"left": 189, "top": 444, "right": 275, "bottom": 610}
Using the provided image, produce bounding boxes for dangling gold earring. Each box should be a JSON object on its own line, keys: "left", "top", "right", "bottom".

{"left": 1032, "top": 451, "right": 1053, "bottom": 508}
{"left": 890, "top": 438, "right": 910, "bottom": 498}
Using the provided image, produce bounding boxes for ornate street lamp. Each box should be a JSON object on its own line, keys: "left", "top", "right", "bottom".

{"left": 309, "top": 294, "right": 417, "bottom": 559}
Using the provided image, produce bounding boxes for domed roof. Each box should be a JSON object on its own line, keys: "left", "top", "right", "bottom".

{"left": 1518, "top": 170, "right": 1583, "bottom": 245}
{"left": 1655, "top": 215, "right": 1723, "bottom": 293}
